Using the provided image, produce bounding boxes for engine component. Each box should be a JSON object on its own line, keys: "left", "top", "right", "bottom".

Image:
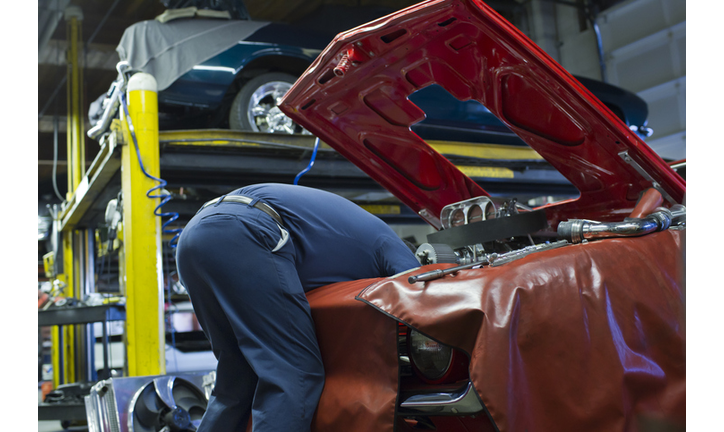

{"left": 414, "top": 243, "right": 458, "bottom": 265}
{"left": 440, "top": 196, "right": 496, "bottom": 229}
{"left": 409, "top": 240, "right": 569, "bottom": 284}
{"left": 408, "top": 258, "right": 491, "bottom": 284}
{"left": 85, "top": 372, "right": 211, "bottom": 432}
{"left": 558, "top": 205, "right": 686, "bottom": 244}
{"left": 488, "top": 240, "right": 569, "bottom": 267}
{"left": 629, "top": 188, "right": 663, "bottom": 219}
{"left": 427, "top": 209, "right": 548, "bottom": 249}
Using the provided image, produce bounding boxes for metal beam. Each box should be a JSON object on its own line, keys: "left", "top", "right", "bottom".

{"left": 39, "top": 41, "right": 120, "bottom": 70}
{"left": 39, "top": 115, "right": 69, "bottom": 133}
{"left": 38, "top": 0, "right": 72, "bottom": 53}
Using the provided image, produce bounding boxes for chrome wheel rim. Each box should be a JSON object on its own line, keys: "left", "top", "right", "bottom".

{"left": 246, "top": 81, "right": 310, "bottom": 134}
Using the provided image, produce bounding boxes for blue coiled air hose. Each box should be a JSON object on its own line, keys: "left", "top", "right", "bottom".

{"left": 121, "top": 94, "right": 182, "bottom": 248}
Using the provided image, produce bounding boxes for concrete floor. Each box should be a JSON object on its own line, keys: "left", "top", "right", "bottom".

{"left": 38, "top": 421, "right": 88, "bottom": 432}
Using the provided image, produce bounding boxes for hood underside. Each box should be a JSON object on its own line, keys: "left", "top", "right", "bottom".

{"left": 280, "top": 0, "right": 685, "bottom": 229}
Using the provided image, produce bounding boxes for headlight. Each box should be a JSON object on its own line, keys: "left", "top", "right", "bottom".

{"left": 408, "top": 329, "right": 452, "bottom": 382}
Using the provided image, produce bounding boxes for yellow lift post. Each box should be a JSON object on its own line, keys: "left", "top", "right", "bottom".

{"left": 51, "top": 5, "right": 85, "bottom": 388}
{"left": 52, "top": 62, "right": 166, "bottom": 382}
{"left": 120, "top": 73, "right": 166, "bottom": 376}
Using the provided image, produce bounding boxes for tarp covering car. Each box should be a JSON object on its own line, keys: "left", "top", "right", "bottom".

{"left": 117, "top": 18, "right": 269, "bottom": 90}
{"left": 307, "top": 278, "right": 400, "bottom": 432}
{"left": 358, "top": 229, "right": 685, "bottom": 431}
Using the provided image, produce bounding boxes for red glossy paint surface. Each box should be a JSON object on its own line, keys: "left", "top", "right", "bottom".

{"left": 280, "top": 0, "right": 685, "bottom": 228}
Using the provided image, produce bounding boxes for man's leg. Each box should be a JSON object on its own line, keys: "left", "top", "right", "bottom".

{"left": 177, "top": 214, "right": 257, "bottom": 432}
{"left": 178, "top": 208, "right": 325, "bottom": 431}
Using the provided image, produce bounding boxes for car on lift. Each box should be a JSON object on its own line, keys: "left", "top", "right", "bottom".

{"left": 88, "top": 3, "right": 652, "bottom": 146}
{"left": 85, "top": 1, "right": 685, "bottom": 431}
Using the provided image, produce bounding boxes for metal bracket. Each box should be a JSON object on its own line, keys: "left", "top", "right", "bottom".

{"left": 618, "top": 151, "right": 677, "bottom": 204}
{"left": 418, "top": 208, "right": 442, "bottom": 230}
{"left": 110, "top": 119, "right": 126, "bottom": 146}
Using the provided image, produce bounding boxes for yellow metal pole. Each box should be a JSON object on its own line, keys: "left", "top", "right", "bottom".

{"left": 65, "top": 6, "right": 85, "bottom": 198}
{"left": 50, "top": 231, "right": 76, "bottom": 386}
{"left": 51, "top": 327, "right": 60, "bottom": 388}
{"left": 52, "top": 6, "right": 84, "bottom": 386}
{"left": 121, "top": 73, "right": 166, "bottom": 376}
{"left": 63, "top": 232, "right": 76, "bottom": 383}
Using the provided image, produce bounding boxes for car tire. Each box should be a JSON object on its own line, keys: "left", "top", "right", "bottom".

{"left": 229, "top": 72, "right": 308, "bottom": 134}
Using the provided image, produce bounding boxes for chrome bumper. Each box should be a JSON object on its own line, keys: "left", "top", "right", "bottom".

{"left": 398, "top": 381, "right": 483, "bottom": 415}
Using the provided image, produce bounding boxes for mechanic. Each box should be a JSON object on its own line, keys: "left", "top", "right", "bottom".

{"left": 176, "top": 183, "right": 420, "bottom": 432}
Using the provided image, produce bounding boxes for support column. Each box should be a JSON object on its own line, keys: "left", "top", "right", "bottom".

{"left": 51, "top": 5, "right": 84, "bottom": 387}
{"left": 120, "top": 73, "right": 166, "bottom": 377}
{"left": 64, "top": 6, "right": 85, "bottom": 198}
{"left": 62, "top": 230, "right": 75, "bottom": 384}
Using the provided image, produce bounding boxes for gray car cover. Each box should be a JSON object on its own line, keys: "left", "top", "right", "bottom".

{"left": 116, "top": 18, "right": 270, "bottom": 91}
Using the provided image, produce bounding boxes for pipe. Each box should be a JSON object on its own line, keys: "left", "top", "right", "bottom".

{"left": 558, "top": 205, "right": 686, "bottom": 244}
{"left": 408, "top": 258, "right": 489, "bottom": 284}
{"left": 629, "top": 188, "right": 663, "bottom": 219}
{"left": 590, "top": 17, "right": 607, "bottom": 82}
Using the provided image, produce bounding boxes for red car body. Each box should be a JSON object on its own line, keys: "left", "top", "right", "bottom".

{"left": 280, "top": 1, "right": 686, "bottom": 431}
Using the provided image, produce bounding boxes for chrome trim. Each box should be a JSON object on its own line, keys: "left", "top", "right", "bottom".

{"left": 399, "top": 381, "right": 483, "bottom": 415}
{"left": 440, "top": 196, "right": 495, "bottom": 230}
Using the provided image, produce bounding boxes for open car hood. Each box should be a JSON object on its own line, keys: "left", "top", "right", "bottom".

{"left": 280, "top": 0, "right": 685, "bottom": 229}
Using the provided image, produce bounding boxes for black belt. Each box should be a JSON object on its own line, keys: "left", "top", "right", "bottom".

{"left": 200, "top": 195, "right": 284, "bottom": 227}
{"left": 426, "top": 209, "right": 548, "bottom": 249}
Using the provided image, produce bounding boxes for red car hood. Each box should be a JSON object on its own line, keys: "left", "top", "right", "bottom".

{"left": 280, "top": 0, "right": 685, "bottom": 228}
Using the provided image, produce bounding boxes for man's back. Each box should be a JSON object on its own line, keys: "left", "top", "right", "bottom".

{"left": 234, "top": 183, "right": 419, "bottom": 290}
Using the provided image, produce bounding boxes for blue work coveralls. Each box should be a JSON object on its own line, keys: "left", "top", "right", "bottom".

{"left": 176, "top": 183, "right": 420, "bottom": 432}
